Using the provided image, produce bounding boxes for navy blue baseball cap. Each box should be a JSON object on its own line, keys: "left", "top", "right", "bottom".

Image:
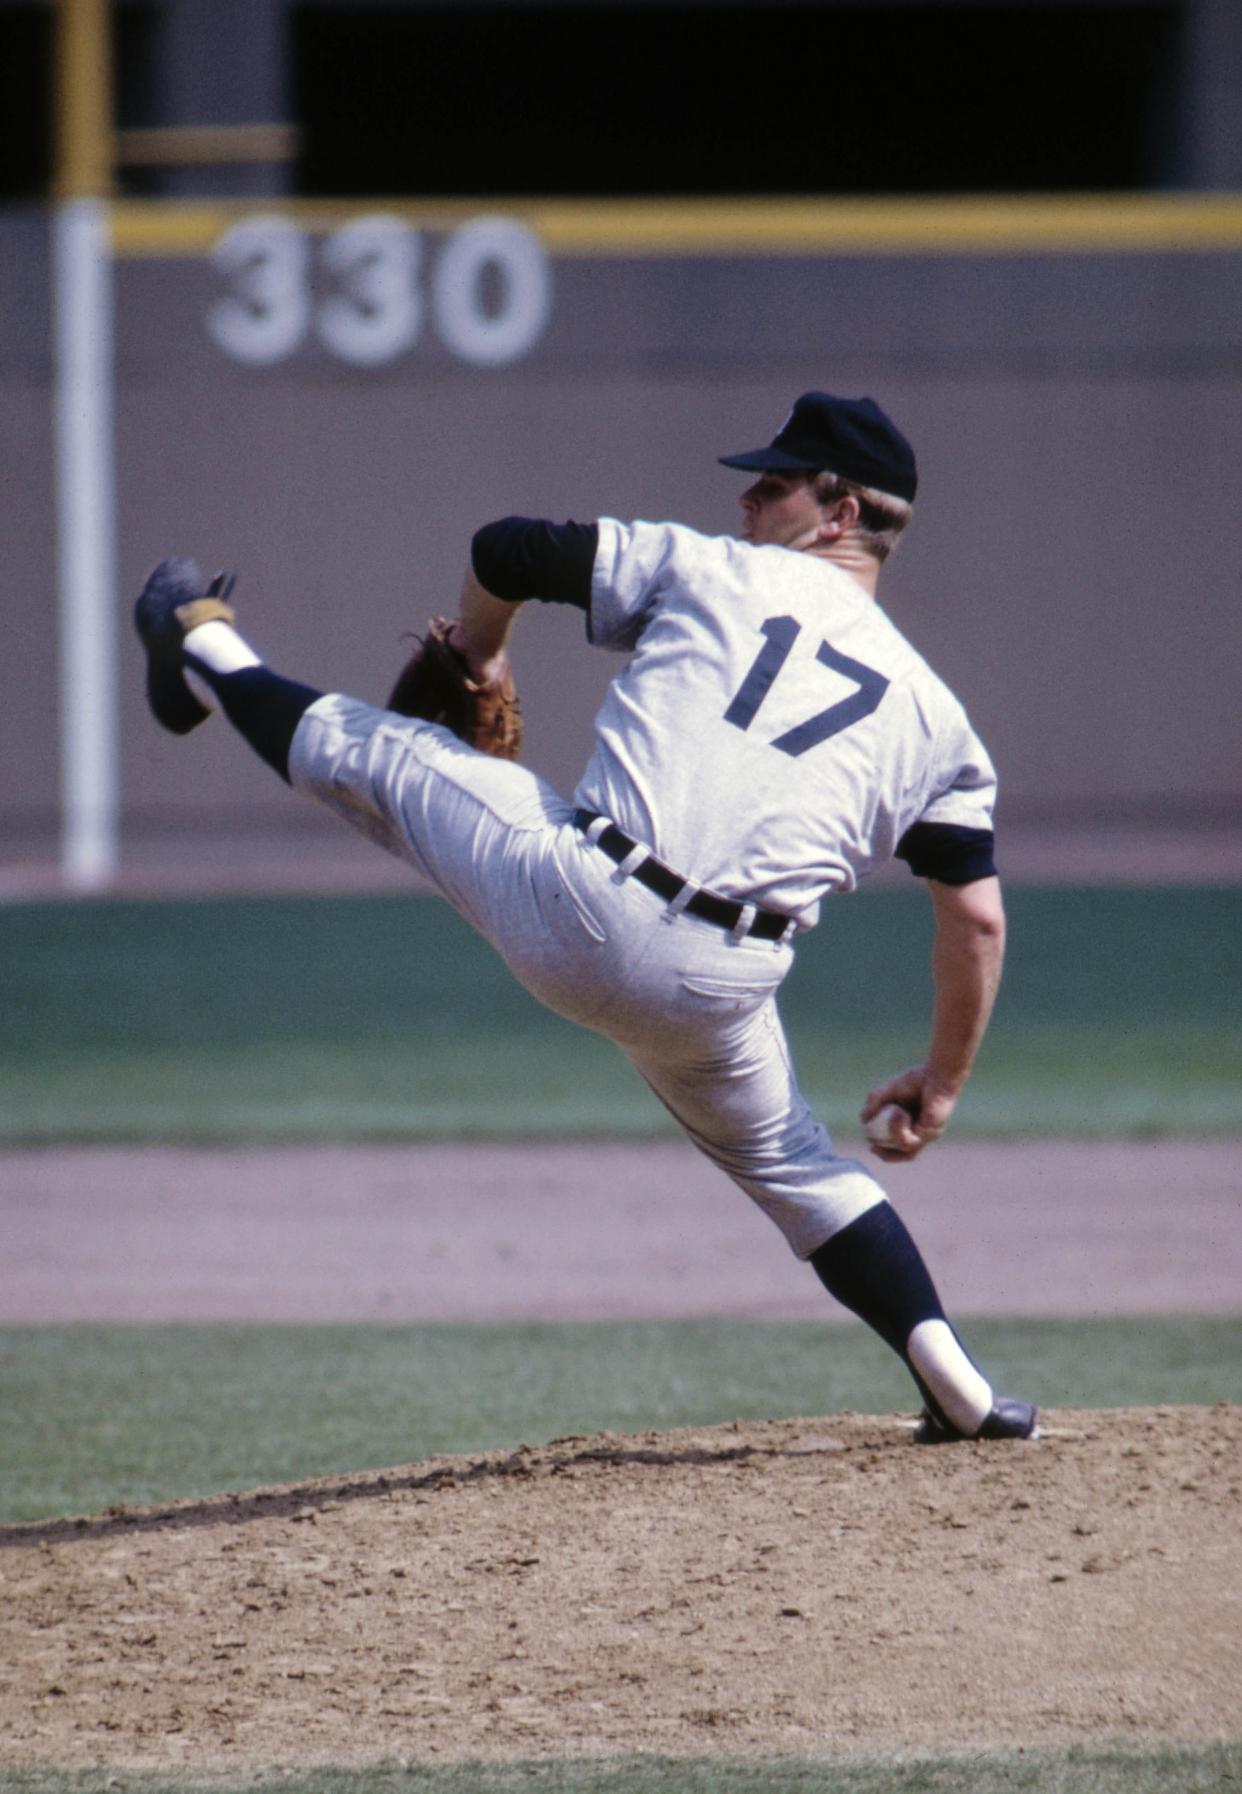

{"left": 718, "top": 391, "right": 918, "bottom": 501}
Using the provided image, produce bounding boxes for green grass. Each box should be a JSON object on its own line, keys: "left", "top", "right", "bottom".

{"left": 4, "top": 1315, "right": 1238, "bottom": 1788}
{"left": 3, "top": 1743, "right": 1241, "bottom": 1793}
{"left": 1, "top": 884, "right": 1239, "bottom": 1142}
{"left": 2, "top": 1316, "right": 1238, "bottom": 1526}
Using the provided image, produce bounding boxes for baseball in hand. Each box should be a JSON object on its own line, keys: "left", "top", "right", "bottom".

{"left": 865, "top": 1102, "right": 911, "bottom": 1148}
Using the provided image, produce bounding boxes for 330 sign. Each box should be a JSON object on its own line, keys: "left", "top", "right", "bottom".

{"left": 207, "top": 213, "right": 553, "bottom": 369}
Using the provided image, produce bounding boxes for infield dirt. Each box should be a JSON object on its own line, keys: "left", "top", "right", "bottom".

{"left": 2, "top": 1140, "right": 1240, "bottom": 1771}
{"left": 3, "top": 1405, "right": 1240, "bottom": 1769}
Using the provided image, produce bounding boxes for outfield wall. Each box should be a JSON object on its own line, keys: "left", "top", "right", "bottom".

{"left": 3, "top": 202, "right": 1240, "bottom": 879}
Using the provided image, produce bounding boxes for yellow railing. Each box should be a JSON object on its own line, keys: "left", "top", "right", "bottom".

{"left": 109, "top": 192, "right": 1242, "bottom": 259}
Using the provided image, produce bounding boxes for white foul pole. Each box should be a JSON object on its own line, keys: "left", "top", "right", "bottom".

{"left": 53, "top": 0, "right": 118, "bottom": 892}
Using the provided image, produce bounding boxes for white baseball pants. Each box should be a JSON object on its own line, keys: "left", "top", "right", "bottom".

{"left": 290, "top": 693, "right": 886, "bottom": 1259}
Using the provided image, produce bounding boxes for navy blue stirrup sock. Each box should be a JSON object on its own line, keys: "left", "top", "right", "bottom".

{"left": 185, "top": 660, "right": 322, "bottom": 783}
{"left": 810, "top": 1201, "right": 944, "bottom": 1355}
{"left": 810, "top": 1201, "right": 978, "bottom": 1425}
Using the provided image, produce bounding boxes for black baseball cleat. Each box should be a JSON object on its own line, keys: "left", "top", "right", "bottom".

{"left": 914, "top": 1397, "right": 1040, "bottom": 1445}
{"left": 134, "top": 557, "right": 237, "bottom": 734}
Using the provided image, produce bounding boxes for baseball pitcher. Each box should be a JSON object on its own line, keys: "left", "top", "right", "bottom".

{"left": 135, "top": 390, "right": 1037, "bottom": 1444}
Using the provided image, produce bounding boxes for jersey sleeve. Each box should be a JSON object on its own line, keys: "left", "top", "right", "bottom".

{"left": 587, "top": 518, "right": 683, "bottom": 651}
{"left": 897, "top": 700, "right": 999, "bottom": 884}
{"left": 895, "top": 822, "right": 996, "bottom": 884}
{"left": 470, "top": 517, "right": 598, "bottom": 607}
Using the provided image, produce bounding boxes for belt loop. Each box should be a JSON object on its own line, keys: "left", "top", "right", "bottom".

{"left": 777, "top": 917, "right": 798, "bottom": 948}
{"left": 661, "top": 881, "right": 698, "bottom": 923}
{"left": 729, "top": 903, "right": 758, "bottom": 944}
{"left": 585, "top": 815, "right": 610, "bottom": 845}
{"left": 612, "top": 843, "right": 648, "bottom": 884}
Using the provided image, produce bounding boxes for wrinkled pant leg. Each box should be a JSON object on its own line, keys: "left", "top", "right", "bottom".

{"left": 290, "top": 694, "right": 886, "bottom": 1262}
{"left": 620, "top": 994, "right": 886, "bottom": 1260}
{"left": 286, "top": 692, "right": 572, "bottom": 932}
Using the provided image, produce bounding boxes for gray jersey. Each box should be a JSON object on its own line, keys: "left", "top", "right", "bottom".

{"left": 573, "top": 519, "right": 996, "bottom": 924}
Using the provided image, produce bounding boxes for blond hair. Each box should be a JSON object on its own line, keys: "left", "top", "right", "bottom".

{"left": 812, "top": 470, "right": 913, "bottom": 564}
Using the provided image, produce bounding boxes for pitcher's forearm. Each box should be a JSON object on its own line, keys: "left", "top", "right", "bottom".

{"left": 926, "top": 876, "right": 1006, "bottom": 1092}
{"left": 454, "top": 570, "right": 521, "bottom": 679}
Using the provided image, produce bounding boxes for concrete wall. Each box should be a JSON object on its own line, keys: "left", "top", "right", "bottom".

{"left": 4, "top": 210, "right": 1240, "bottom": 881}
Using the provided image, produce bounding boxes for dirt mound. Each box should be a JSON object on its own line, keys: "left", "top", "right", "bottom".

{"left": 4, "top": 1405, "right": 1239, "bottom": 1771}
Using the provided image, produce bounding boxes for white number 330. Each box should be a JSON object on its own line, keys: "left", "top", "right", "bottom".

{"left": 207, "top": 213, "right": 552, "bottom": 370}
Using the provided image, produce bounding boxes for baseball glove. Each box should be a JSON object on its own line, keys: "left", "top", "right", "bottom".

{"left": 386, "top": 616, "right": 523, "bottom": 760}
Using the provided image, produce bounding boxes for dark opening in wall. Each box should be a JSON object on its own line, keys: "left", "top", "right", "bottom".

{"left": 0, "top": 1, "right": 160, "bottom": 200}
{"left": 0, "top": 5, "right": 52, "bottom": 199}
{"left": 0, "top": 0, "right": 1189, "bottom": 203}
{"left": 292, "top": 2, "right": 1185, "bottom": 198}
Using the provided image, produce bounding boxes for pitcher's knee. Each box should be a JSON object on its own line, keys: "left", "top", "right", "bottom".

{"left": 729, "top": 1160, "right": 886, "bottom": 1261}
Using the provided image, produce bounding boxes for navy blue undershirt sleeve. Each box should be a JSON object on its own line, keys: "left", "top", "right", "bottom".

{"left": 895, "top": 822, "right": 997, "bottom": 885}
{"left": 471, "top": 517, "right": 598, "bottom": 609}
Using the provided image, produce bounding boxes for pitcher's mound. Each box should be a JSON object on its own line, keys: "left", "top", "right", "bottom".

{"left": 4, "top": 1404, "right": 1240, "bottom": 1770}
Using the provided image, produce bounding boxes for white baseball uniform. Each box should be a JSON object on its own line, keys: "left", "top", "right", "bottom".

{"left": 288, "top": 517, "right": 997, "bottom": 1261}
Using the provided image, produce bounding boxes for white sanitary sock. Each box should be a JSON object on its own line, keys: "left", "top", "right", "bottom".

{"left": 181, "top": 619, "right": 262, "bottom": 709}
{"left": 183, "top": 619, "right": 263, "bottom": 675}
{"left": 907, "top": 1319, "right": 993, "bottom": 1434}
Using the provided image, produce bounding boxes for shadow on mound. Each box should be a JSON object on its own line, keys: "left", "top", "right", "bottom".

{"left": 0, "top": 1416, "right": 902, "bottom": 1551}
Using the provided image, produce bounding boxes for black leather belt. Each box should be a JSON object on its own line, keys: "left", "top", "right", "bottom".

{"left": 572, "top": 810, "right": 794, "bottom": 942}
